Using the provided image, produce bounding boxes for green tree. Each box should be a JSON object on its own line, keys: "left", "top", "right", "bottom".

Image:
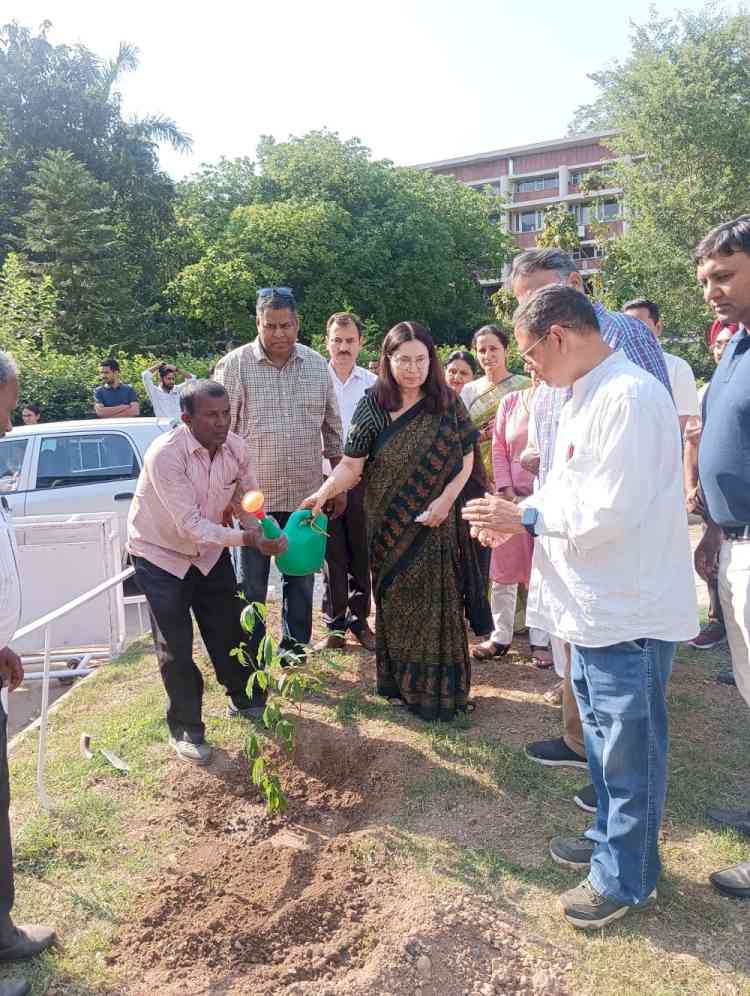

{"left": 536, "top": 203, "right": 581, "bottom": 253}
{"left": 19, "top": 150, "right": 138, "bottom": 351}
{"left": 171, "top": 131, "right": 513, "bottom": 345}
{"left": 0, "top": 21, "right": 191, "bottom": 348}
{"left": 0, "top": 252, "right": 58, "bottom": 350}
{"left": 571, "top": 6, "right": 750, "bottom": 338}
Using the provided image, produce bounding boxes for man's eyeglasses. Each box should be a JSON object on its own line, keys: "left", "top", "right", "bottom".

{"left": 257, "top": 286, "right": 295, "bottom": 302}
{"left": 519, "top": 330, "right": 551, "bottom": 361}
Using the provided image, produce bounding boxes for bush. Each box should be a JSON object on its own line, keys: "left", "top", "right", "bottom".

{"left": 6, "top": 344, "right": 216, "bottom": 424}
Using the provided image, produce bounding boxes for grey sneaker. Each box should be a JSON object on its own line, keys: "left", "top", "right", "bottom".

{"left": 574, "top": 783, "right": 598, "bottom": 814}
{"left": 525, "top": 737, "right": 588, "bottom": 769}
{"left": 560, "top": 879, "right": 657, "bottom": 929}
{"left": 169, "top": 736, "right": 212, "bottom": 765}
{"left": 227, "top": 693, "right": 266, "bottom": 720}
{"left": 550, "top": 834, "right": 595, "bottom": 870}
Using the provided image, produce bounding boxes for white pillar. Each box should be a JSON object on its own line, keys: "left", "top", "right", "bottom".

{"left": 558, "top": 165, "right": 569, "bottom": 198}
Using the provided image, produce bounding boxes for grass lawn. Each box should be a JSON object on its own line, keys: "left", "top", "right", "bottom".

{"left": 3, "top": 625, "right": 750, "bottom": 995}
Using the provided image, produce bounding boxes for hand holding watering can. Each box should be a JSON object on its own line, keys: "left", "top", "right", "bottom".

{"left": 241, "top": 491, "right": 328, "bottom": 576}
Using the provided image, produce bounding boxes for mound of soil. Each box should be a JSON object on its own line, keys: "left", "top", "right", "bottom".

{"left": 112, "top": 716, "right": 572, "bottom": 995}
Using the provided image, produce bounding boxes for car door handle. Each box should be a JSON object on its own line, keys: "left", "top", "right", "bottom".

{"left": 114, "top": 492, "right": 134, "bottom": 501}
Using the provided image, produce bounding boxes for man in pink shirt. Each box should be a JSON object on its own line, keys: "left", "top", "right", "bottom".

{"left": 128, "top": 380, "right": 287, "bottom": 765}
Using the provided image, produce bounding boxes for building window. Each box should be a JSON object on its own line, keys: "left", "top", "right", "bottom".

{"left": 598, "top": 199, "right": 620, "bottom": 220}
{"left": 515, "top": 175, "right": 557, "bottom": 193}
{"left": 571, "top": 244, "right": 606, "bottom": 261}
{"left": 572, "top": 203, "right": 594, "bottom": 226}
{"left": 512, "top": 210, "right": 544, "bottom": 233}
{"left": 469, "top": 180, "right": 502, "bottom": 195}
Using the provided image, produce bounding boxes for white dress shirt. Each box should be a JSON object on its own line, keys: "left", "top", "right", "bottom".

{"left": 329, "top": 363, "right": 377, "bottom": 435}
{"left": 323, "top": 363, "right": 376, "bottom": 474}
{"left": 663, "top": 351, "right": 699, "bottom": 417}
{"left": 141, "top": 370, "right": 195, "bottom": 420}
{"left": 522, "top": 351, "right": 698, "bottom": 648}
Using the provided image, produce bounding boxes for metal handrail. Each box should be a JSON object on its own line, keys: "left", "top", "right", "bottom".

{"left": 13, "top": 567, "right": 135, "bottom": 640}
{"left": 6, "top": 565, "right": 138, "bottom": 810}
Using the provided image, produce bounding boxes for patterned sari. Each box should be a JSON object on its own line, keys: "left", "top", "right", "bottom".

{"left": 462, "top": 374, "right": 530, "bottom": 487}
{"left": 345, "top": 394, "right": 481, "bottom": 721}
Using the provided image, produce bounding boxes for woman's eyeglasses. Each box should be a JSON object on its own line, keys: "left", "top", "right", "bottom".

{"left": 390, "top": 355, "right": 429, "bottom": 369}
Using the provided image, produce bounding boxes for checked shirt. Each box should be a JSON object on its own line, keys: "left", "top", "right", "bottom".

{"left": 213, "top": 339, "right": 343, "bottom": 513}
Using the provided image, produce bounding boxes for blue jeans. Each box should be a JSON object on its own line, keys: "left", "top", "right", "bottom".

{"left": 238, "top": 512, "right": 314, "bottom": 663}
{"left": 571, "top": 638, "right": 675, "bottom": 906}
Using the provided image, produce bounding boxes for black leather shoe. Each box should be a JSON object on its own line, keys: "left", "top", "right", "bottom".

{"left": 710, "top": 860, "right": 750, "bottom": 899}
{"left": 705, "top": 806, "right": 750, "bottom": 836}
{"left": 351, "top": 625, "right": 376, "bottom": 652}
{"left": 0, "top": 979, "right": 31, "bottom": 996}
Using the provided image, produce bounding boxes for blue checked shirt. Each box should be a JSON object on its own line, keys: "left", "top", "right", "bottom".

{"left": 534, "top": 302, "right": 672, "bottom": 485}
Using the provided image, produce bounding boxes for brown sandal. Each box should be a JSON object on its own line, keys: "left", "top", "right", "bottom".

{"left": 530, "top": 645, "right": 554, "bottom": 669}
{"left": 471, "top": 640, "right": 509, "bottom": 660}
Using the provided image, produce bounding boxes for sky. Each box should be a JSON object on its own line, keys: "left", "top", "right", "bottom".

{"left": 12, "top": 0, "right": 720, "bottom": 180}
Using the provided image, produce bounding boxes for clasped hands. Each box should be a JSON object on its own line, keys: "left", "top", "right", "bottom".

{"left": 462, "top": 493, "right": 525, "bottom": 547}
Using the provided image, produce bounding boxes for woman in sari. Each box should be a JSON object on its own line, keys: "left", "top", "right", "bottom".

{"left": 460, "top": 324, "right": 530, "bottom": 489}
{"left": 444, "top": 349, "right": 477, "bottom": 395}
{"left": 302, "top": 322, "right": 483, "bottom": 721}
{"left": 445, "top": 349, "right": 493, "bottom": 638}
{"left": 471, "top": 375, "right": 552, "bottom": 666}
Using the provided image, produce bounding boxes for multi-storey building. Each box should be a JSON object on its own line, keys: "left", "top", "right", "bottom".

{"left": 416, "top": 130, "right": 625, "bottom": 287}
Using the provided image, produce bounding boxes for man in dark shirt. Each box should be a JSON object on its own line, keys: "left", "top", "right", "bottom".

{"left": 694, "top": 215, "right": 750, "bottom": 900}
{"left": 94, "top": 358, "right": 140, "bottom": 419}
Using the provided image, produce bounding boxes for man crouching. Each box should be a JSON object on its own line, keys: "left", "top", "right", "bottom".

{"left": 128, "top": 380, "right": 287, "bottom": 764}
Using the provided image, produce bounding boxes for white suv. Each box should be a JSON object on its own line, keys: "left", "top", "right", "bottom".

{"left": 0, "top": 417, "right": 172, "bottom": 551}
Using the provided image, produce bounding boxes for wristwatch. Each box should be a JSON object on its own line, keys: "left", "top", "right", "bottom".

{"left": 521, "top": 506, "right": 539, "bottom": 537}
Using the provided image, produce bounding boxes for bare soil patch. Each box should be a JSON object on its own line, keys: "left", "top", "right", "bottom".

{"left": 111, "top": 712, "right": 572, "bottom": 995}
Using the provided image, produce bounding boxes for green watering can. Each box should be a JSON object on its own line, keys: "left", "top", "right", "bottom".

{"left": 241, "top": 491, "right": 328, "bottom": 576}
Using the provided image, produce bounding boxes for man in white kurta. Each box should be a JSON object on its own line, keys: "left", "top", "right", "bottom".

{"left": 0, "top": 352, "right": 56, "bottom": 996}
{"left": 463, "top": 285, "right": 698, "bottom": 930}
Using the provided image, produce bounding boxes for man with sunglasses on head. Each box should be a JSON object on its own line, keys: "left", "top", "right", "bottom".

{"left": 214, "top": 288, "right": 344, "bottom": 670}
{"left": 509, "top": 249, "right": 673, "bottom": 816}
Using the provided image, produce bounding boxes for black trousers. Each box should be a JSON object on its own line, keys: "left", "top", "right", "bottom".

{"left": 0, "top": 701, "right": 13, "bottom": 917}
{"left": 321, "top": 481, "right": 372, "bottom": 634}
{"left": 133, "top": 551, "right": 249, "bottom": 741}
{"left": 707, "top": 573, "right": 725, "bottom": 628}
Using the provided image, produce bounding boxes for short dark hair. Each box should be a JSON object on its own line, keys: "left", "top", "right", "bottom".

{"left": 256, "top": 288, "right": 297, "bottom": 317}
{"left": 694, "top": 215, "right": 750, "bottom": 264}
{"left": 158, "top": 363, "right": 176, "bottom": 379}
{"left": 22, "top": 403, "right": 40, "bottom": 416}
{"left": 511, "top": 248, "right": 579, "bottom": 282}
{"left": 471, "top": 324, "right": 509, "bottom": 350}
{"left": 513, "top": 285, "right": 600, "bottom": 338}
{"left": 326, "top": 311, "right": 364, "bottom": 336}
{"left": 180, "top": 379, "right": 228, "bottom": 415}
{"left": 101, "top": 357, "right": 119, "bottom": 373}
{"left": 623, "top": 298, "right": 660, "bottom": 323}
{"left": 372, "top": 322, "right": 453, "bottom": 415}
{"left": 445, "top": 349, "right": 478, "bottom": 374}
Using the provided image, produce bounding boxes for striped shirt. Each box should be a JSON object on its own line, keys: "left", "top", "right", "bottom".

{"left": 213, "top": 338, "right": 343, "bottom": 513}
{"left": 533, "top": 302, "right": 673, "bottom": 484}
